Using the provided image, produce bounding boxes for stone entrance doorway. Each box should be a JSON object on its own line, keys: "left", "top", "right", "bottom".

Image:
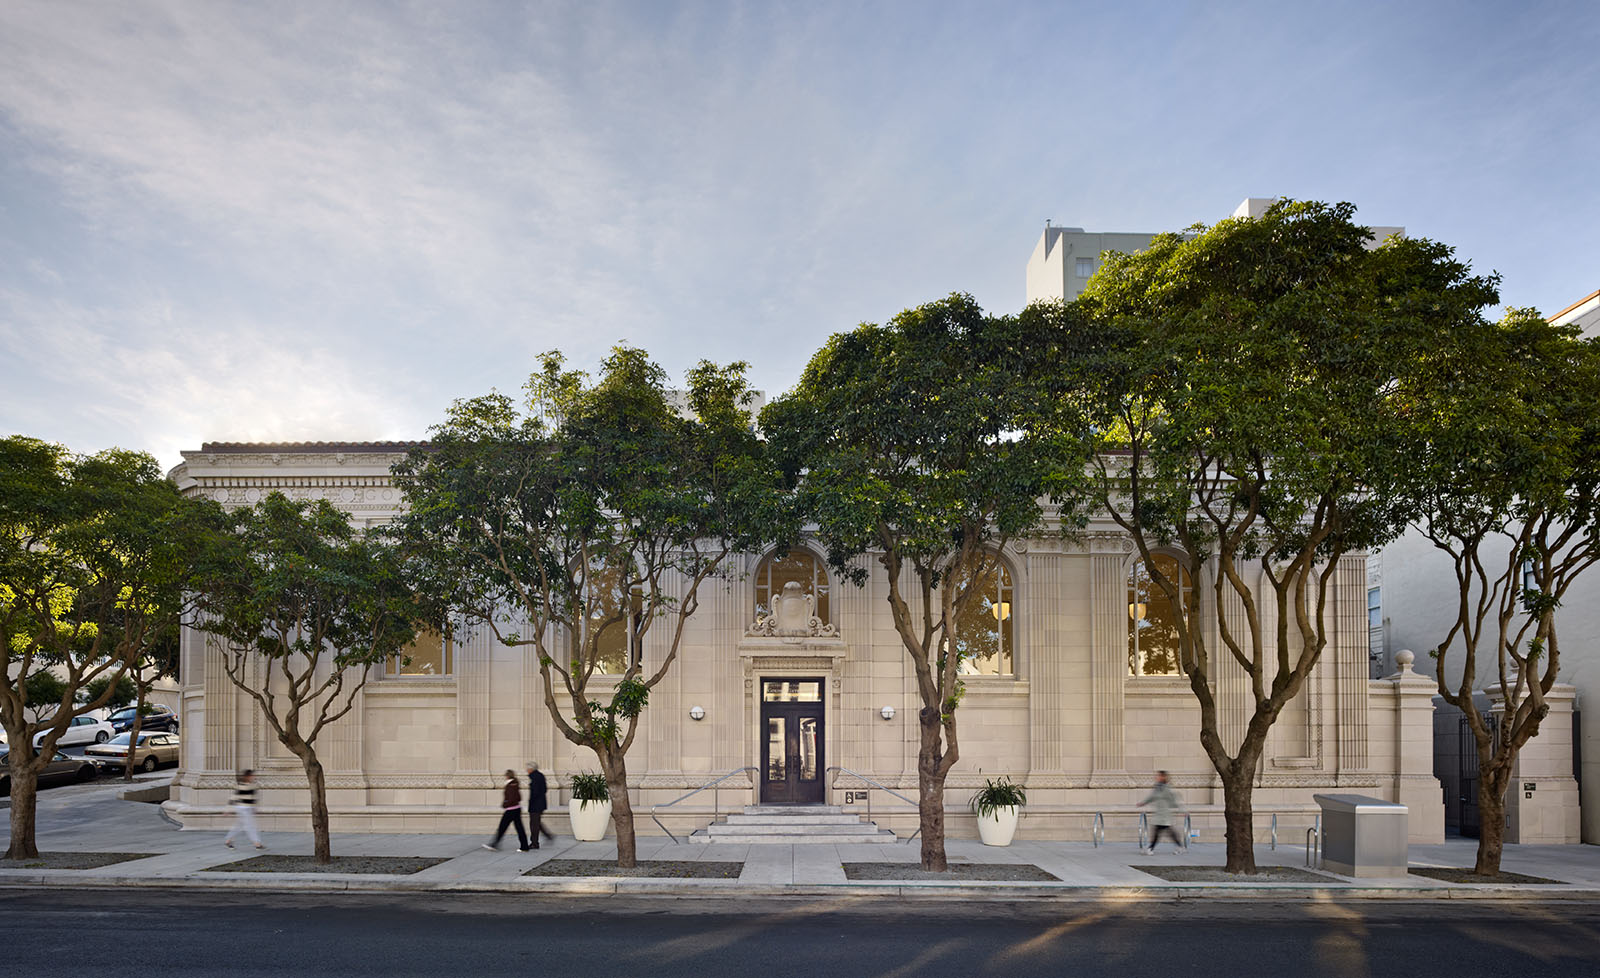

{"left": 759, "top": 677, "right": 824, "bottom": 804}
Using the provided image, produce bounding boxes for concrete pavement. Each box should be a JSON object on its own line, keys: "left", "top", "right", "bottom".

{"left": 4, "top": 777, "right": 1599, "bottom": 901}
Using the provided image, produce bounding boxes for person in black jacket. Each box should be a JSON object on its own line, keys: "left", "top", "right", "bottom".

{"left": 483, "top": 769, "right": 530, "bottom": 851}
{"left": 526, "top": 761, "right": 554, "bottom": 847}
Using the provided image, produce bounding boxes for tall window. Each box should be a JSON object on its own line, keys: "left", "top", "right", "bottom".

{"left": 388, "top": 627, "right": 453, "bottom": 676}
{"left": 1128, "top": 554, "right": 1191, "bottom": 677}
{"left": 755, "top": 550, "right": 830, "bottom": 624}
{"left": 950, "top": 557, "right": 1015, "bottom": 676}
{"left": 586, "top": 561, "right": 643, "bottom": 675}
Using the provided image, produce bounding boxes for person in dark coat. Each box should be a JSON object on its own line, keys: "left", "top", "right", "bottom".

{"left": 526, "top": 761, "right": 554, "bottom": 846}
{"left": 483, "top": 769, "right": 530, "bottom": 851}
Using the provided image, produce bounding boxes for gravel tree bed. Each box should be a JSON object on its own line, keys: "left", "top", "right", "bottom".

{"left": 843, "top": 862, "right": 1061, "bottom": 882}
{"left": 0, "top": 851, "right": 153, "bottom": 870}
{"left": 1133, "top": 864, "right": 1339, "bottom": 883}
{"left": 524, "top": 859, "right": 744, "bottom": 879}
{"left": 206, "top": 855, "right": 448, "bottom": 874}
{"left": 1409, "top": 867, "right": 1566, "bottom": 885}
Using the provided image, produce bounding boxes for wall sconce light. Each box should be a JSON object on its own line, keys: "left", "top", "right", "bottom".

{"left": 880, "top": 705, "right": 896, "bottom": 721}
{"left": 688, "top": 705, "right": 705, "bottom": 721}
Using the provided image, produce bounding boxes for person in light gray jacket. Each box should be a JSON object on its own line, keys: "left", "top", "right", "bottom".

{"left": 1137, "top": 770, "right": 1186, "bottom": 853}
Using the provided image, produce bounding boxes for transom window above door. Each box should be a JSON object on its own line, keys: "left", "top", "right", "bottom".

{"left": 763, "top": 679, "right": 821, "bottom": 702}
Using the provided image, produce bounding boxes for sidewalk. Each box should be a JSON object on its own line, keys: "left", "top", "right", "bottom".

{"left": 4, "top": 781, "right": 1599, "bottom": 901}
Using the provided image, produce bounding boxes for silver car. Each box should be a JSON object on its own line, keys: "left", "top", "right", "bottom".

{"left": 83, "top": 731, "right": 180, "bottom": 773}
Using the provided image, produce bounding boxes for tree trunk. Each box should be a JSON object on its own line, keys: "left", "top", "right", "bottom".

{"left": 1220, "top": 770, "right": 1257, "bottom": 874}
{"left": 600, "top": 749, "right": 636, "bottom": 868}
{"left": 123, "top": 692, "right": 145, "bottom": 783}
{"left": 4, "top": 760, "right": 40, "bottom": 860}
{"left": 1474, "top": 764, "right": 1512, "bottom": 876}
{"left": 916, "top": 718, "right": 949, "bottom": 872}
{"left": 296, "top": 751, "right": 332, "bottom": 864}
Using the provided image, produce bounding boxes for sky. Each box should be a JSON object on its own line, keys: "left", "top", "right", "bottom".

{"left": 2, "top": 0, "right": 1596, "bottom": 470}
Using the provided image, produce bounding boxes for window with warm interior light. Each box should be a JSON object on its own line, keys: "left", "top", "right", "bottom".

{"left": 388, "top": 627, "right": 453, "bottom": 677}
{"left": 949, "top": 557, "right": 1015, "bottom": 676}
{"left": 1128, "top": 554, "right": 1191, "bottom": 677}
{"left": 585, "top": 560, "right": 643, "bottom": 675}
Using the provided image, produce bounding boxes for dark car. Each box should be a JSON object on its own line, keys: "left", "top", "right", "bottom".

{"left": 0, "top": 749, "right": 97, "bottom": 796}
{"left": 107, "top": 705, "right": 179, "bottom": 734}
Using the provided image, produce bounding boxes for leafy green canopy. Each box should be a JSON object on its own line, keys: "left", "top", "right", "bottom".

{"left": 1067, "top": 199, "right": 1502, "bottom": 873}
{"left": 392, "top": 347, "right": 790, "bottom": 751}
{"left": 192, "top": 492, "right": 420, "bottom": 743}
{"left": 1, "top": 436, "right": 204, "bottom": 750}
{"left": 762, "top": 293, "right": 1095, "bottom": 870}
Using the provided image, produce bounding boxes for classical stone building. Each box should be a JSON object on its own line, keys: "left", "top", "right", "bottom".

{"left": 164, "top": 442, "right": 1444, "bottom": 843}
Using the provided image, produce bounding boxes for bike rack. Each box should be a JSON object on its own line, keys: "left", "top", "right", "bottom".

{"left": 1270, "top": 812, "right": 1278, "bottom": 851}
{"left": 648, "top": 766, "right": 758, "bottom": 844}
{"left": 827, "top": 766, "right": 921, "bottom": 843}
{"left": 1305, "top": 814, "right": 1321, "bottom": 868}
{"left": 1183, "top": 813, "right": 1192, "bottom": 850}
{"left": 1138, "top": 811, "right": 1149, "bottom": 850}
{"left": 1092, "top": 812, "right": 1105, "bottom": 847}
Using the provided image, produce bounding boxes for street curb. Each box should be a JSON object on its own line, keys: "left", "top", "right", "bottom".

{"left": 2, "top": 872, "right": 1597, "bottom": 903}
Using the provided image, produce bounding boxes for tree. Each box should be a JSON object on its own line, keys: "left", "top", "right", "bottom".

{"left": 116, "top": 623, "right": 181, "bottom": 782}
{"left": 761, "top": 294, "right": 1095, "bottom": 871}
{"left": 1, "top": 436, "right": 207, "bottom": 859}
{"left": 1397, "top": 307, "right": 1600, "bottom": 874}
{"left": 191, "top": 492, "right": 422, "bottom": 864}
{"left": 391, "top": 348, "right": 787, "bottom": 868}
{"left": 83, "top": 673, "right": 136, "bottom": 711}
{"left": 1072, "top": 201, "right": 1499, "bottom": 873}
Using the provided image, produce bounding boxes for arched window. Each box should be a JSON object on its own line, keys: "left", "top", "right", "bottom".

{"left": 1129, "top": 554, "right": 1192, "bottom": 676}
{"left": 755, "top": 549, "right": 830, "bottom": 624}
{"left": 950, "top": 557, "right": 1015, "bottom": 676}
{"left": 584, "top": 560, "right": 642, "bottom": 675}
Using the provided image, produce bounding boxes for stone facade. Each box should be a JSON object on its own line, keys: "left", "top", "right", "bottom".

{"left": 164, "top": 443, "right": 1445, "bottom": 843}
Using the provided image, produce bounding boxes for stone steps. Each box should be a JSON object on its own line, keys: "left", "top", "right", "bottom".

{"left": 688, "top": 804, "right": 900, "bottom": 844}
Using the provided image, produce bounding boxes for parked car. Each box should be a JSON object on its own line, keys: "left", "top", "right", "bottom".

{"left": 107, "top": 705, "right": 179, "bottom": 734}
{"left": 32, "top": 714, "right": 116, "bottom": 748}
{"left": 83, "top": 731, "right": 181, "bottom": 773}
{"left": 0, "top": 749, "right": 97, "bottom": 796}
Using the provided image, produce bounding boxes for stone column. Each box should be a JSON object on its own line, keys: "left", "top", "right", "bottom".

{"left": 1335, "top": 555, "right": 1370, "bottom": 773}
{"left": 1376, "top": 650, "right": 1445, "bottom": 842}
{"left": 1027, "top": 543, "right": 1065, "bottom": 775}
{"left": 1088, "top": 538, "right": 1128, "bottom": 784}
{"left": 1486, "top": 680, "right": 1581, "bottom": 844}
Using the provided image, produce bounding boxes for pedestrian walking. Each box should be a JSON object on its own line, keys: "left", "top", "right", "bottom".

{"left": 223, "top": 769, "right": 265, "bottom": 849}
{"left": 526, "top": 761, "right": 554, "bottom": 847}
{"left": 1137, "top": 770, "right": 1186, "bottom": 854}
{"left": 483, "top": 769, "right": 530, "bottom": 851}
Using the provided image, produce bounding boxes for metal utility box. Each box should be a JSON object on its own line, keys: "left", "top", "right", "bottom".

{"left": 1313, "top": 793, "right": 1409, "bottom": 878}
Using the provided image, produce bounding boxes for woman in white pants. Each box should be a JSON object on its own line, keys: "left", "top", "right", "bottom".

{"left": 223, "top": 769, "right": 265, "bottom": 849}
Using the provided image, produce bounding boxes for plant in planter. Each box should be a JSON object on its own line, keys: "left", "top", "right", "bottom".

{"left": 972, "top": 776, "right": 1027, "bottom": 847}
{"left": 567, "top": 771, "right": 612, "bottom": 841}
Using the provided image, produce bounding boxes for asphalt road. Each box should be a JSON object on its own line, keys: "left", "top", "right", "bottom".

{"left": 3, "top": 889, "right": 1598, "bottom": 978}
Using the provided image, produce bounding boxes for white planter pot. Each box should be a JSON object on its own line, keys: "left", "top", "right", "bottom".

{"left": 568, "top": 798, "right": 613, "bottom": 841}
{"left": 977, "top": 805, "right": 1020, "bottom": 847}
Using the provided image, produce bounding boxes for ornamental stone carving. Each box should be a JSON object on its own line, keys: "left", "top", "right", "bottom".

{"left": 746, "top": 581, "right": 838, "bottom": 642}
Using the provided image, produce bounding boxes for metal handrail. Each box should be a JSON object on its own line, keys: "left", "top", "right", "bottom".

{"left": 1092, "top": 812, "right": 1105, "bottom": 847}
{"left": 827, "top": 766, "right": 921, "bottom": 843}
{"left": 649, "top": 766, "right": 758, "bottom": 844}
{"left": 1305, "top": 814, "right": 1321, "bottom": 868}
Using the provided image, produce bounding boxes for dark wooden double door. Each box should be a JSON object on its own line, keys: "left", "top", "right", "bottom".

{"left": 760, "top": 677, "right": 824, "bottom": 804}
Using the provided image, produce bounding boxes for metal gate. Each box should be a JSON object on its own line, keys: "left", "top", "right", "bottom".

{"left": 1458, "top": 715, "right": 1480, "bottom": 837}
